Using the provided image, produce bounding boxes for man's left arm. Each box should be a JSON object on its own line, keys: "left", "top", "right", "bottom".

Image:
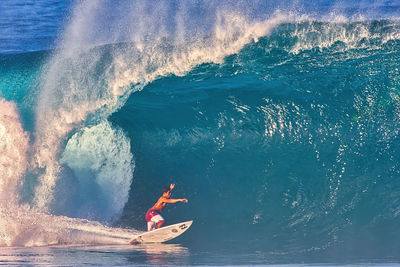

{"left": 169, "top": 183, "right": 175, "bottom": 191}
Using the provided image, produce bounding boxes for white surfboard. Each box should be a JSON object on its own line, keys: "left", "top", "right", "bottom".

{"left": 130, "top": 220, "right": 193, "bottom": 244}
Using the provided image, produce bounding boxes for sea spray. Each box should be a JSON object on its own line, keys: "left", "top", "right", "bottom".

{"left": 0, "top": 99, "right": 29, "bottom": 204}
{"left": 0, "top": 204, "right": 138, "bottom": 247}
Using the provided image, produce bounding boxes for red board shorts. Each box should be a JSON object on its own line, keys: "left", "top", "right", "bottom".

{"left": 145, "top": 209, "right": 164, "bottom": 231}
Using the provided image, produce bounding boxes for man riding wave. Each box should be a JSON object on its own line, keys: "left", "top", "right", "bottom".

{"left": 145, "top": 183, "right": 188, "bottom": 231}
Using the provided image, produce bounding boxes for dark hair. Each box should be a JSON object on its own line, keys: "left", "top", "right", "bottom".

{"left": 162, "top": 186, "right": 170, "bottom": 194}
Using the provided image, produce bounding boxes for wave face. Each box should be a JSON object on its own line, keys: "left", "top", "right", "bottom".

{"left": 0, "top": 0, "right": 400, "bottom": 262}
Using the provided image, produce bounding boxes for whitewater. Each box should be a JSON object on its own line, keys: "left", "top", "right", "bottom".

{"left": 0, "top": 0, "right": 400, "bottom": 265}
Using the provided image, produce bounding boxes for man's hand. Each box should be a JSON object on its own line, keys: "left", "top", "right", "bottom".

{"left": 170, "top": 183, "right": 175, "bottom": 191}
{"left": 181, "top": 198, "right": 188, "bottom": 203}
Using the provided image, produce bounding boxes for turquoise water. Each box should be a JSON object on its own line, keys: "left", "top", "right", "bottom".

{"left": 1, "top": 245, "right": 399, "bottom": 266}
{"left": 1, "top": 0, "right": 400, "bottom": 265}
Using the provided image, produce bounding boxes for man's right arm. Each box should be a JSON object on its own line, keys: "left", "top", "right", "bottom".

{"left": 163, "top": 198, "right": 188, "bottom": 204}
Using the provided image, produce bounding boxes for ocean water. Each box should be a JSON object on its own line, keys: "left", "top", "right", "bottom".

{"left": 1, "top": 0, "right": 400, "bottom": 265}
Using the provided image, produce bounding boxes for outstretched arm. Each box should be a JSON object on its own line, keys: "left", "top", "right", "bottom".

{"left": 162, "top": 197, "right": 188, "bottom": 204}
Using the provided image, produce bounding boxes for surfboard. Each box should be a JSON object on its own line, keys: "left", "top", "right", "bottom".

{"left": 130, "top": 220, "right": 193, "bottom": 244}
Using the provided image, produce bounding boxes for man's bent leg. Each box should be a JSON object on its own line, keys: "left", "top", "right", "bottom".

{"left": 151, "top": 214, "right": 164, "bottom": 229}
{"left": 157, "top": 220, "right": 165, "bottom": 229}
{"left": 147, "top": 221, "right": 156, "bottom": 231}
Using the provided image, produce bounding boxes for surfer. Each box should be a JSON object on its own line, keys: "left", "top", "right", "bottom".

{"left": 145, "top": 183, "right": 188, "bottom": 231}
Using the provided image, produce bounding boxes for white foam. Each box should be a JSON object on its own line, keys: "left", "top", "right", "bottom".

{"left": 0, "top": 99, "right": 29, "bottom": 204}
{"left": 60, "top": 120, "right": 133, "bottom": 221}
{"left": 0, "top": 204, "right": 138, "bottom": 247}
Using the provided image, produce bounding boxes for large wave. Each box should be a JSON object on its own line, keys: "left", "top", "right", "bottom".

{"left": 0, "top": 0, "right": 399, "bottom": 255}
{"left": 31, "top": 1, "right": 288, "bottom": 216}
{"left": 1, "top": 0, "right": 290, "bottom": 247}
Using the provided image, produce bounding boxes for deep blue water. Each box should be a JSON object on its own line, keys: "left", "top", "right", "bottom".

{"left": 1, "top": 0, "right": 400, "bottom": 266}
